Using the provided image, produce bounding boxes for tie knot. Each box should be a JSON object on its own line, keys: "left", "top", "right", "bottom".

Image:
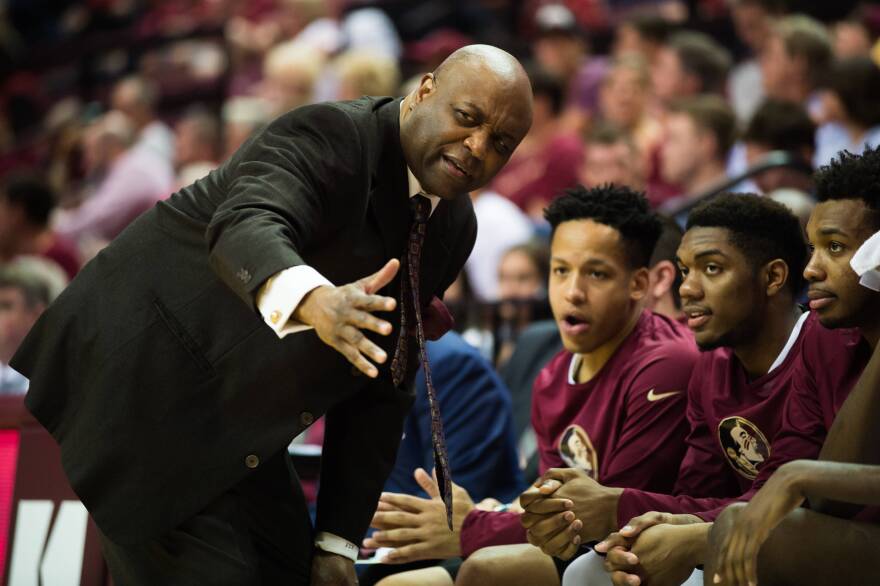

{"left": 410, "top": 193, "right": 431, "bottom": 224}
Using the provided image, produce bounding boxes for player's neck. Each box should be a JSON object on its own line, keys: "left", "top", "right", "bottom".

{"left": 735, "top": 303, "right": 801, "bottom": 379}
{"left": 575, "top": 309, "right": 642, "bottom": 384}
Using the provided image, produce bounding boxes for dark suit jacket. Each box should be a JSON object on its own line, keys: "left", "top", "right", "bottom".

{"left": 12, "top": 97, "right": 477, "bottom": 546}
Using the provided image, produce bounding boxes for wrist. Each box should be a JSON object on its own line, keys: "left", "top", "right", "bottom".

{"left": 602, "top": 486, "right": 624, "bottom": 537}
{"left": 681, "top": 522, "right": 712, "bottom": 566}
{"left": 293, "top": 285, "right": 330, "bottom": 325}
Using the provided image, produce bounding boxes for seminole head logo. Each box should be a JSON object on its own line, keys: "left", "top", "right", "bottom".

{"left": 558, "top": 425, "right": 598, "bottom": 478}
{"left": 717, "top": 416, "right": 771, "bottom": 480}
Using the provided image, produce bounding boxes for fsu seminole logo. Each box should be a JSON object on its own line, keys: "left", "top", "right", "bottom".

{"left": 558, "top": 425, "right": 598, "bottom": 478}
{"left": 717, "top": 416, "right": 771, "bottom": 480}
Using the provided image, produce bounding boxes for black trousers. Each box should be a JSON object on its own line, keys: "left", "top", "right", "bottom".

{"left": 99, "top": 450, "right": 314, "bottom": 586}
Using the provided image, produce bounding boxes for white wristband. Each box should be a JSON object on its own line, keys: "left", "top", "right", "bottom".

{"left": 314, "top": 531, "right": 359, "bottom": 562}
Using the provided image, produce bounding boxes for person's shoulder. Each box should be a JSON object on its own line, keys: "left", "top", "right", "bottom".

{"left": 636, "top": 311, "right": 699, "bottom": 359}
{"left": 799, "top": 311, "right": 862, "bottom": 360}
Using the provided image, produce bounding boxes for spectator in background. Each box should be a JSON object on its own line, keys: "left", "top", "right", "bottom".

{"left": 613, "top": 12, "right": 674, "bottom": 64}
{"left": 580, "top": 123, "right": 645, "bottom": 191}
{"left": 173, "top": 106, "right": 220, "bottom": 189}
{"left": 658, "top": 95, "right": 737, "bottom": 216}
{"left": 759, "top": 14, "right": 841, "bottom": 168}
{"left": 598, "top": 54, "right": 662, "bottom": 175}
{"left": 331, "top": 50, "right": 400, "bottom": 101}
{"left": 741, "top": 98, "right": 816, "bottom": 225}
{"left": 54, "top": 111, "right": 174, "bottom": 248}
{"left": 728, "top": 0, "right": 786, "bottom": 123}
{"left": 0, "top": 260, "right": 56, "bottom": 394}
{"left": 532, "top": 4, "right": 608, "bottom": 134}
{"left": 646, "top": 215, "right": 684, "bottom": 321}
{"left": 832, "top": 14, "right": 874, "bottom": 58}
{"left": 0, "top": 174, "right": 79, "bottom": 280}
{"left": 465, "top": 189, "right": 534, "bottom": 302}
{"left": 260, "top": 40, "right": 323, "bottom": 119}
{"left": 111, "top": 75, "right": 175, "bottom": 163}
{"left": 818, "top": 56, "right": 880, "bottom": 159}
{"left": 651, "top": 31, "right": 732, "bottom": 107}
{"left": 221, "top": 95, "right": 268, "bottom": 160}
{"left": 489, "top": 66, "right": 583, "bottom": 219}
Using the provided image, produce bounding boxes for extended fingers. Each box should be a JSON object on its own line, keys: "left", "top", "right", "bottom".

{"left": 610, "top": 570, "right": 641, "bottom": 586}
{"left": 539, "top": 519, "right": 582, "bottom": 557}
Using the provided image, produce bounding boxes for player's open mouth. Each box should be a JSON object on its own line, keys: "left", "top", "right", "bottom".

{"left": 561, "top": 314, "right": 590, "bottom": 335}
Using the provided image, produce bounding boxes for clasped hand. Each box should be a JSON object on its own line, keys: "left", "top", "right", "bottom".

{"left": 295, "top": 259, "right": 399, "bottom": 378}
{"left": 519, "top": 468, "right": 621, "bottom": 560}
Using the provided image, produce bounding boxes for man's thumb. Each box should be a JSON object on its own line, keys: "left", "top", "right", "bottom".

{"left": 414, "top": 467, "right": 441, "bottom": 499}
{"left": 362, "top": 259, "right": 400, "bottom": 294}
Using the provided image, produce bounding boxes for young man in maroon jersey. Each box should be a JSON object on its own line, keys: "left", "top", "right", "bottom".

{"left": 519, "top": 193, "right": 818, "bottom": 586}
{"left": 361, "top": 185, "right": 698, "bottom": 586}
{"left": 706, "top": 147, "right": 880, "bottom": 586}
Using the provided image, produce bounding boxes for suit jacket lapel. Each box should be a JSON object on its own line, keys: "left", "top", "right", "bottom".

{"left": 369, "top": 99, "right": 411, "bottom": 261}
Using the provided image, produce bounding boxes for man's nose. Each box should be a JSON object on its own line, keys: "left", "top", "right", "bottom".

{"left": 803, "top": 253, "right": 825, "bottom": 283}
{"left": 464, "top": 129, "right": 488, "bottom": 161}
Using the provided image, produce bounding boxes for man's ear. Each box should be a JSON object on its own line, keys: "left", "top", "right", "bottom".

{"left": 765, "top": 258, "right": 789, "bottom": 297}
{"left": 630, "top": 266, "right": 651, "bottom": 301}
{"left": 650, "top": 260, "right": 677, "bottom": 300}
{"left": 415, "top": 73, "right": 436, "bottom": 104}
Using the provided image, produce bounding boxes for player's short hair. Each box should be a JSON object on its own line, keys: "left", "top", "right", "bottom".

{"left": 651, "top": 215, "right": 684, "bottom": 308}
{"left": 545, "top": 184, "right": 661, "bottom": 269}
{"left": 815, "top": 145, "right": 880, "bottom": 230}
{"left": 686, "top": 193, "right": 808, "bottom": 295}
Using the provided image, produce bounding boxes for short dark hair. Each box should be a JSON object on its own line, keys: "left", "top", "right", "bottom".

{"left": 1, "top": 174, "right": 56, "bottom": 227}
{"left": 544, "top": 184, "right": 662, "bottom": 268}
{"left": 669, "top": 95, "right": 737, "bottom": 160}
{"left": 815, "top": 145, "right": 880, "bottom": 229}
{"left": 742, "top": 98, "right": 815, "bottom": 156}
{"left": 668, "top": 31, "right": 732, "bottom": 95}
{"left": 686, "top": 193, "right": 808, "bottom": 295}
{"left": 0, "top": 265, "right": 51, "bottom": 308}
{"left": 651, "top": 215, "right": 684, "bottom": 308}
{"left": 623, "top": 13, "right": 675, "bottom": 44}
{"left": 527, "top": 65, "right": 566, "bottom": 116}
{"left": 584, "top": 122, "right": 636, "bottom": 152}
{"left": 826, "top": 57, "right": 880, "bottom": 130}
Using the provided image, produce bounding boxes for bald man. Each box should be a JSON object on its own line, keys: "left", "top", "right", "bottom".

{"left": 13, "top": 46, "right": 533, "bottom": 585}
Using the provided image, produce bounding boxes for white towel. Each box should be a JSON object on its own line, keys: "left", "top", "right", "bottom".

{"left": 851, "top": 230, "right": 880, "bottom": 291}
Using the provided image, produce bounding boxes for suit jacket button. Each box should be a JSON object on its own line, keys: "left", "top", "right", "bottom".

{"left": 245, "top": 454, "right": 260, "bottom": 468}
{"left": 300, "top": 411, "right": 314, "bottom": 426}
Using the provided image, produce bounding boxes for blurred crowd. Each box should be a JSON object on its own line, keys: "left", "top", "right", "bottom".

{"left": 2, "top": 0, "right": 880, "bottom": 378}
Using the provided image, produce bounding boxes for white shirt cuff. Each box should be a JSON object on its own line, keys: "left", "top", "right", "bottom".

{"left": 256, "top": 265, "right": 332, "bottom": 338}
{"left": 314, "top": 531, "right": 359, "bottom": 562}
{"left": 851, "top": 230, "right": 880, "bottom": 292}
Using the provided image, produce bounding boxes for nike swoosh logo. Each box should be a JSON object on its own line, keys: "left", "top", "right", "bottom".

{"left": 646, "top": 388, "right": 682, "bottom": 402}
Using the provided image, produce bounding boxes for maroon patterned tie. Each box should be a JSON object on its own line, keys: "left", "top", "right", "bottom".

{"left": 390, "top": 193, "right": 454, "bottom": 530}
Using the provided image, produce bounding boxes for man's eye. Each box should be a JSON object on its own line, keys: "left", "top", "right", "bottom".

{"left": 705, "top": 264, "right": 722, "bottom": 275}
{"left": 829, "top": 241, "right": 844, "bottom": 253}
{"left": 456, "top": 109, "right": 474, "bottom": 123}
{"left": 552, "top": 267, "right": 567, "bottom": 276}
{"left": 678, "top": 266, "right": 689, "bottom": 276}
{"left": 496, "top": 141, "right": 509, "bottom": 154}
{"left": 590, "top": 271, "right": 607, "bottom": 279}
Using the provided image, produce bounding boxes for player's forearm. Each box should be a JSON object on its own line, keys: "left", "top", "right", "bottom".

{"left": 782, "top": 460, "right": 880, "bottom": 508}
{"left": 819, "top": 342, "right": 880, "bottom": 465}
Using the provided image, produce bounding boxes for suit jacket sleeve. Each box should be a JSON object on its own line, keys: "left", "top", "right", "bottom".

{"left": 206, "top": 103, "right": 367, "bottom": 306}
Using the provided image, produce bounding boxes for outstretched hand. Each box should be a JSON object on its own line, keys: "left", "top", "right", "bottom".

{"left": 294, "top": 259, "right": 399, "bottom": 378}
